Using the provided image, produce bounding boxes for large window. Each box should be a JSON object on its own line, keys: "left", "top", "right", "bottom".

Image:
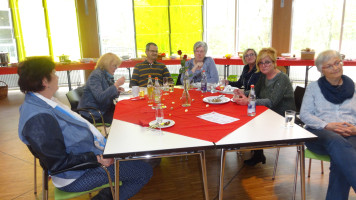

{"left": 96, "top": 0, "right": 136, "bottom": 58}
{"left": 291, "top": 0, "right": 343, "bottom": 55}
{"left": 206, "top": 0, "right": 272, "bottom": 57}
{"left": 340, "top": 0, "right": 356, "bottom": 58}
{"left": 0, "top": 0, "right": 17, "bottom": 63}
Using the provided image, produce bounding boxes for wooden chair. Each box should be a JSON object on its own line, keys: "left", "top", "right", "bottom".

{"left": 304, "top": 148, "right": 331, "bottom": 177}
{"left": 28, "top": 145, "right": 115, "bottom": 200}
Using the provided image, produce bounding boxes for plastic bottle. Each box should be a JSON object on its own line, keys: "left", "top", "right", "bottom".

{"left": 153, "top": 77, "right": 161, "bottom": 106}
{"left": 147, "top": 75, "right": 154, "bottom": 106}
{"left": 201, "top": 70, "right": 207, "bottom": 93}
{"left": 247, "top": 85, "right": 256, "bottom": 116}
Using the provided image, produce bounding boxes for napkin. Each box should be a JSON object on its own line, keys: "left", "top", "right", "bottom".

{"left": 130, "top": 96, "right": 144, "bottom": 101}
{"left": 139, "top": 119, "right": 151, "bottom": 127}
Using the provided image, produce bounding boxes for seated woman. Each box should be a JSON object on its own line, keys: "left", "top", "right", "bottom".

{"left": 18, "top": 57, "right": 152, "bottom": 200}
{"left": 78, "top": 53, "right": 125, "bottom": 124}
{"left": 300, "top": 50, "right": 356, "bottom": 200}
{"left": 223, "top": 48, "right": 261, "bottom": 91}
{"left": 233, "top": 47, "right": 295, "bottom": 166}
{"left": 180, "top": 41, "right": 219, "bottom": 84}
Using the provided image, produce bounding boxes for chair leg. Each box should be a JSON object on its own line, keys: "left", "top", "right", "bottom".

{"left": 272, "top": 147, "right": 280, "bottom": 180}
{"left": 321, "top": 161, "right": 324, "bottom": 174}
{"left": 308, "top": 158, "right": 312, "bottom": 177}
{"left": 34, "top": 157, "right": 37, "bottom": 195}
{"left": 43, "top": 170, "right": 48, "bottom": 200}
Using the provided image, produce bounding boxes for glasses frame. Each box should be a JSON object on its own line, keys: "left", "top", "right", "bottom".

{"left": 258, "top": 60, "right": 273, "bottom": 66}
{"left": 322, "top": 60, "right": 343, "bottom": 71}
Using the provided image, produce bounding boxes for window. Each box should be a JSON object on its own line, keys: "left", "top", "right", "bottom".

{"left": 18, "top": 0, "right": 50, "bottom": 57}
{"left": 46, "top": 0, "right": 81, "bottom": 62}
{"left": 291, "top": 0, "right": 343, "bottom": 55}
{"left": 0, "top": 0, "right": 18, "bottom": 63}
{"left": 340, "top": 0, "right": 356, "bottom": 57}
{"left": 97, "top": 0, "right": 136, "bottom": 58}
{"left": 206, "top": 0, "right": 272, "bottom": 57}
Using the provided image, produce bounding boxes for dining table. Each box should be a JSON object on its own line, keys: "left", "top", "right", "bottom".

{"left": 103, "top": 87, "right": 317, "bottom": 200}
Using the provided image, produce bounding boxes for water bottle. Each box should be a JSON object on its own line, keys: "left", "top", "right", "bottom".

{"left": 154, "top": 77, "right": 161, "bottom": 106}
{"left": 147, "top": 75, "right": 154, "bottom": 106}
{"left": 247, "top": 85, "right": 256, "bottom": 116}
{"left": 201, "top": 70, "right": 207, "bottom": 93}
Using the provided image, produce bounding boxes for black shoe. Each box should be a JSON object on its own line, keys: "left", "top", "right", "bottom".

{"left": 244, "top": 153, "right": 266, "bottom": 166}
{"left": 92, "top": 188, "right": 113, "bottom": 200}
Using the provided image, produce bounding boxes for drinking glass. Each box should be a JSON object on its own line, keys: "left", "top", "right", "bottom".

{"left": 155, "top": 104, "right": 164, "bottom": 132}
{"left": 285, "top": 110, "right": 296, "bottom": 127}
{"left": 139, "top": 87, "right": 145, "bottom": 99}
{"left": 168, "top": 77, "right": 175, "bottom": 92}
{"left": 163, "top": 77, "right": 170, "bottom": 95}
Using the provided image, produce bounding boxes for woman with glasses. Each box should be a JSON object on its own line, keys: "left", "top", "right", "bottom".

{"left": 223, "top": 48, "right": 261, "bottom": 91}
{"left": 233, "top": 47, "right": 295, "bottom": 166}
{"left": 300, "top": 50, "right": 356, "bottom": 200}
{"left": 180, "top": 41, "right": 219, "bottom": 84}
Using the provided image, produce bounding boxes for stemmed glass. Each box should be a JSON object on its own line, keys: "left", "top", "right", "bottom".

{"left": 155, "top": 103, "right": 164, "bottom": 133}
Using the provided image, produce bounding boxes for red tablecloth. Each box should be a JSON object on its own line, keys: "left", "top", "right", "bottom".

{"left": 113, "top": 89, "right": 268, "bottom": 143}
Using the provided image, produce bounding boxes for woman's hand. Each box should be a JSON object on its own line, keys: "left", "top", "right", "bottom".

{"left": 325, "top": 122, "right": 356, "bottom": 137}
{"left": 114, "top": 76, "right": 125, "bottom": 89}
{"left": 117, "top": 87, "right": 125, "bottom": 93}
{"left": 192, "top": 61, "right": 204, "bottom": 73}
{"left": 97, "top": 155, "right": 114, "bottom": 167}
{"left": 232, "top": 89, "right": 248, "bottom": 105}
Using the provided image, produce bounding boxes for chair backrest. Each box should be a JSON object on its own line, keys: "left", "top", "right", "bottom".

{"left": 66, "top": 86, "right": 85, "bottom": 111}
{"left": 294, "top": 86, "right": 306, "bottom": 113}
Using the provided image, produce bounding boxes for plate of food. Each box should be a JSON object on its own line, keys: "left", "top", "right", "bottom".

{"left": 149, "top": 119, "right": 175, "bottom": 128}
{"left": 203, "top": 96, "right": 230, "bottom": 104}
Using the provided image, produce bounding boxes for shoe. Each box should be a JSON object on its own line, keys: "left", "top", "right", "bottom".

{"left": 244, "top": 151, "right": 266, "bottom": 166}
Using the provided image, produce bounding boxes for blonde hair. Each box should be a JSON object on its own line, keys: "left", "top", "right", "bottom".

{"left": 256, "top": 47, "right": 277, "bottom": 72}
{"left": 242, "top": 48, "right": 257, "bottom": 65}
{"left": 95, "top": 53, "right": 121, "bottom": 70}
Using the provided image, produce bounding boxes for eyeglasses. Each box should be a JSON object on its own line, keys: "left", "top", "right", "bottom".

{"left": 258, "top": 60, "right": 273, "bottom": 66}
{"left": 322, "top": 60, "right": 343, "bottom": 70}
{"left": 148, "top": 50, "right": 158, "bottom": 53}
{"left": 245, "top": 53, "right": 255, "bottom": 58}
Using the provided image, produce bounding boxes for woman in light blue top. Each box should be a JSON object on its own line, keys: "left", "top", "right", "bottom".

{"left": 300, "top": 50, "right": 356, "bottom": 200}
{"left": 180, "top": 41, "right": 219, "bottom": 84}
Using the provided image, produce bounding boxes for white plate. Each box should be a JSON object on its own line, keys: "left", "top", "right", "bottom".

{"left": 149, "top": 119, "right": 175, "bottom": 128}
{"left": 203, "top": 96, "right": 231, "bottom": 104}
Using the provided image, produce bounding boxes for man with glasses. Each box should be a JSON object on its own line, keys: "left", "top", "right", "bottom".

{"left": 131, "top": 42, "right": 171, "bottom": 87}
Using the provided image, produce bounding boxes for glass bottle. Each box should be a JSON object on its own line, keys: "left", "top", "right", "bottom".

{"left": 153, "top": 77, "right": 161, "bottom": 108}
{"left": 147, "top": 75, "right": 154, "bottom": 106}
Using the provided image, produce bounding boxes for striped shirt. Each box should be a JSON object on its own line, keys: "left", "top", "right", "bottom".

{"left": 130, "top": 60, "right": 171, "bottom": 87}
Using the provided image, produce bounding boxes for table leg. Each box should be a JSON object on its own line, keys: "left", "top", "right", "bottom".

{"left": 223, "top": 65, "right": 230, "bottom": 79}
{"left": 66, "top": 70, "right": 72, "bottom": 91}
{"left": 115, "top": 158, "right": 120, "bottom": 200}
{"left": 199, "top": 151, "right": 209, "bottom": 200}
{"left": 219, "top": 149, "right": 226, "bottom": 200}
{"left": 299, "top": 145, "right": 306, "bottom": 200}
{"left": 285, "top": 66, "right": 290, "bottom": 76}
{"left": 293, "top": 146, "right": 300, "bottom": 200}
{"left": 304, "top": 66, "right": 313, "bottom": 88}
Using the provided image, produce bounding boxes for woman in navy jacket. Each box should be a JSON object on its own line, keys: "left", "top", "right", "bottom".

{"left": 78, "top": 53, "right": 125, "bottom": 124}
{"left": 18, "top": 57, "right": 152, "bottom": 200}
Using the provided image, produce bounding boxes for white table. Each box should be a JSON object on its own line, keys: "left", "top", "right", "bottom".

{"left": 104, "top": 119, "right": 214, "bottom": 200}
{"left": 104, "top": 107, "right": 316, "bottom": 200}
{"left": 215, "top": 109, "right": 317, "bottom": 200}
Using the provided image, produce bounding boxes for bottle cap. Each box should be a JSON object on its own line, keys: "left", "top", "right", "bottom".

{"left": 155, "top": 77, "right": 158, "bottom": 79}
{"left": 202, "top": 70, "right": 205, "bottom": 72}
{"left": 251, "top": 85, "right": 254, "bottom": 88}
{"left": 148, "top": 75, "right": 151, "bottom": 78}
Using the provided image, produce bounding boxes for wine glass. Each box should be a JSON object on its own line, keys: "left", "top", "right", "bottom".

{"left": 163, "top": 77, "right": 170, "bottom": 95}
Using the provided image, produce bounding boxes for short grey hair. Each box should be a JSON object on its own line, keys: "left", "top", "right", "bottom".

{"left": 193, "top": 41, "right": 208, "bottom": 54}
{"left": 315, "top": 50, "right": 341, "bottom": 72}
{"left": 242, "top": 48, "right": 257, "bottom": 65}
{"left": 146, "top": 42, "right": 157, "bottom": 51}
